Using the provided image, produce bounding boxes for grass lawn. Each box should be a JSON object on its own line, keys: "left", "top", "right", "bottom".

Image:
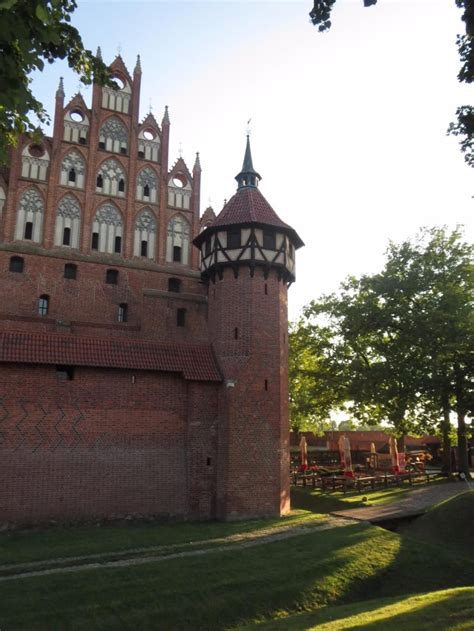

{"left": 291, "top": 476, "right": 448, "bottom": 514}
{"left": 0, "top": 490, "right": 472, "bottom": 630}
{"left": 0, "top": 509, "right": 323, "bottom": 566}
{"left": 239, "top": 587, "right": 474, "bottom": 630}
{"left": 0, "top": 507, "right": 473, "bottom": 629}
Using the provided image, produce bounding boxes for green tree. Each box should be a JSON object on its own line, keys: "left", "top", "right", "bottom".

{"left": 292, "top": 227, "right": 473, "bottom": 474}
{"left": 0, "top": 0, "right": 111, "bottom": 163}
{"left": 309, "top": 0, "right": 474, "bottom": 167}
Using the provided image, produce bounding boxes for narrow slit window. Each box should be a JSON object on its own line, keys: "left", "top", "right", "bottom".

{"left": 264, "top": 283, "right": 268, "bottom": 295}
{"left": 91, "top": 232, "right": 99, "bottom": 250}
{"left": 143, "top": 184, "right": 150, "bottom": 198}
{"left": 140, "top": 240, "right": 148, "bottom": 257}
{"left": 96, "top": 174, "right": 103, "bottom": 189}
{"left": 118, "top": 178, "right": 125, "bottom": 193}
{"left": 114, "top": 235, "right": 122, "bottom": 254}
{"left": 234, "top": 328, "right": 239, "bottom": 340}
{"left": 173, "top": 245, "right": 182, "bottom": 262}
{"left": 68, "top": 168, "right": 76, "bottom": 183}
{"left": 264, "top": 379, "right": 268, "bottom": 391}
{"left": 177, "top": 308, "right": 186, "bottom": 327}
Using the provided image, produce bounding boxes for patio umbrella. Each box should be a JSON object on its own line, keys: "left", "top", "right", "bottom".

{"left": 299, "top": 435, "right": 308, "bottom": 471}
{"left": 370, "top": 442, "right": 377, "bottom": 469}
{"left": 339, "top": 434, "right": 354, "bottom": 477}
{"left": 389, "top": 436, "right": 400, "bottom": 473}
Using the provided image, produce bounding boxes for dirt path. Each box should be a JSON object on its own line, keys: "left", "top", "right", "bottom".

{"left": 0, "top": 515, "right": 358, "bottom": 583}
{"left": 331, "top": 481, "right": 471, "bottom": 522}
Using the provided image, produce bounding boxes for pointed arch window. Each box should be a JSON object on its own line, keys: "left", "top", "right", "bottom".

{"left": 92, "top": 203, "right": 123, "bottom": 254}
{"left": 133, "top": 208, "right": 156, "bottom": 259}
{"left": 21, "top": 144, "right": 50, "bottom": 181}
{"left": 136, "top": 167, "right": 158, "bottom": 203}
{"left": 166, "top": 216, "right": 190, "bottom": 265}
{"left": 96, "top": 159, "right": 126, "bottom": 197}
{"left": 54, "top": 194, "right": 81, "bottom": 248}
{"left": 98, "top": 117, "right": 128, "bottom": 154}
{"left": 60, "top": 150, "right": 85, "bottom": 188}
{"left": 15, "top": 188, "right": 44, "bottom": 243}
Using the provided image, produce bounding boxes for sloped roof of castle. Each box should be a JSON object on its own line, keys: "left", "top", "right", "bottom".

{"left": 0, "top": 331, "right": 222, "bottom": 382}
{"left": 194, "top": 187, "right": 304, "bottom": 248}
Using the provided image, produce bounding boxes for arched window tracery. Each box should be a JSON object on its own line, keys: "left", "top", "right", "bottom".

{"left": 133, "top": 208, "right": 156, "bottom": 259}
{"left": 166, "top": 215, "right": 190, "bottom": 265}
{"left": 54, "top": 194, "right": 81, "bottom": 248}
{"left": 60, "top": 150, "right": 85, "bottom": 188}
{"left": 15, "top": 187, "right": 44, "bottom": 242}
{"left": 136, "top": 167, "right": 158, "bottom": 203}
{"left": 91, "top": 202, "right": 123, "bottom": 254}
{"left": 96, "top": 159, "right": 126, "bottom": 197}
{"left": 98, "top": 117, "right": 128, "bottom": 154}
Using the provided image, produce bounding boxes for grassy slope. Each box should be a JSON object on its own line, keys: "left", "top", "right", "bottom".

{"left": 400, "top": 490, "right": 474, "bottom": 557}
{"left": 239, "top": 588, "right": 474, "bottom": 630}
{"left": 0, "top": 518, "right": 473, "bottom": 630}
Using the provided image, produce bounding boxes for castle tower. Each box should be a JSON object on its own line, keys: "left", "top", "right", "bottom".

{"left": 194, "top": 137, "right": 303, "bottom": 520}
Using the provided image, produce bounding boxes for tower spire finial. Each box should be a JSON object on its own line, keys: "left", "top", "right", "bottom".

{"left": 134, "top": 54, "right": 141, "bottom": 74}
{"left": 235, "top": 135, "right": 261, "bottom": 190}
{"left": 193, "top": 151, "right": 201, "bottom": 172}
{"left": 56, "top": 76, "right": 65, "bottom": 98}
{"left": 162, "top": 105, "right": 170, "bottom": 124}
{"left": 96, "top": 46, "right": 102, "bottom": 60}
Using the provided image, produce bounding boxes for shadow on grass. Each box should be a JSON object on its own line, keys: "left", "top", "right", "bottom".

{"left": 291, "top": 486, "right": 367, "bottom": 513}
{"left": 243, "top": 588, "right": 474, "bottom": 630}
{"left": 0, "top": 517, "right": 473, "bottom": 630}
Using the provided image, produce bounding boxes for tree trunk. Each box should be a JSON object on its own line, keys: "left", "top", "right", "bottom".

{"left": 457, "top": 410, "right": 471, "bottom": 478}
{"left": 440, "top": 393, "right": 452, "bottom": 473}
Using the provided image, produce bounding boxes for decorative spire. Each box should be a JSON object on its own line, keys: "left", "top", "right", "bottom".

{"left": 162, "top": 105, "right": 170, "bottom": 125}
{"left": 193, "top": 151, "right": 201, "bottom": 172}
{"left": 235, "top": 135, "right": 261, "bottom": 190}
{"left": 134, "top": 54, "right": 141, "bottom": 74}
{"left": 56, "top": 76, "right": 65, "bottom": 98}
{"left": 96, "top": 46, "right": 102, "bottom": 60}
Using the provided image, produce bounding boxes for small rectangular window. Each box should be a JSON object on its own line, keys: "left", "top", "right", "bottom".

{"left": 168, "top": 278, "right": 181, "bottom": 293}
{"left": 120, "top": 146, "right": 127, "bottom": 155}
{"left": 79, "top": 136, "right": 86, "bottom": 145}
{"left": 263, "top": 231, "right": 276, "bottom": 249}
{"left": 38, "top": 295, "right": 49, "bottom": 316}
{"left": 106, "top": 269, "right": 118, "bottom": 284}
{"left": 114, "top": 236, "right": 122, "bottom": 254}
{"left": 177, "top": 308, "right": 186, "bottom": 327}
{"left": 91, "top": 232, "right": 99, "bottom": 250}
{"left": 118, "top": 303, "right": 128, "bottom": 323}
{"left": 140, "top": 240, "right": 148, "bottom": 257}
{"left": 64, "top": 263, "right": 77, "bottom": 280}
{"left": 227, "top": 229, "right": 241, "bottom": 248}
{"left": 24, "top": 221, "right": 33, "bottom": 240}
{"left": 9, "top": 257, "right": 24, "bottom": 273}
{"left": 56, "top": 365, "right": 74, "bottom": 381}
{"left": 138, "top": 150, "right": 145, "bottom": 159}
{"left": 173, "top": 246, "right": 182, "bottom": 262}
{"left": 98, "top": 141, "right": 105, "bottom": 150}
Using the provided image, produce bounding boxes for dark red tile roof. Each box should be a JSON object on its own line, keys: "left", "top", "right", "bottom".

{"left": 194, "top": 187, "right": 304, "bottom": 248}
{"left": 0, "top": 331, "right": 222, "bottom": 382}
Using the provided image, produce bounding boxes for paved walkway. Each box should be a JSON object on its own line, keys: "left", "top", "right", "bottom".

{"left": 0, "top": 515, "right": 357, "bottom": 583}
{"left": 331, "top": 480, "right": 472, "bottom": 523}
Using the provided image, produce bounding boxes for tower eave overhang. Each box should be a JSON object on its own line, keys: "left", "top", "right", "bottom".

{"left": 193, "top": 220, "right": 304, "bottom": 250}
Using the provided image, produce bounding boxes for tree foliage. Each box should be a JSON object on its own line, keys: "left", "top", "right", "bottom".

{"left": 309, "top": 0, "right": 474, "bottom": 167}
{"left": 0, "top": 0, "right": 111, "bottom": 163}
{"left": 290, "top": 227, "right": 473, "bottom": 473}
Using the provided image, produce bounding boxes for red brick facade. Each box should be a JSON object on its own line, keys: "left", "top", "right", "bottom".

{"left": 0, "top": 55, "right": 301, "bottom": 525}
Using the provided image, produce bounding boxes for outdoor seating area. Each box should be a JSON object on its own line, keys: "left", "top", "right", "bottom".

{"left": 291, "top": 433, "right": 440, "bottom": 494}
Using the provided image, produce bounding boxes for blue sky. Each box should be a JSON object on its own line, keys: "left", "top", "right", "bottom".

{"left": 31, "top": 0, "right": 473, "bottom": 319}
